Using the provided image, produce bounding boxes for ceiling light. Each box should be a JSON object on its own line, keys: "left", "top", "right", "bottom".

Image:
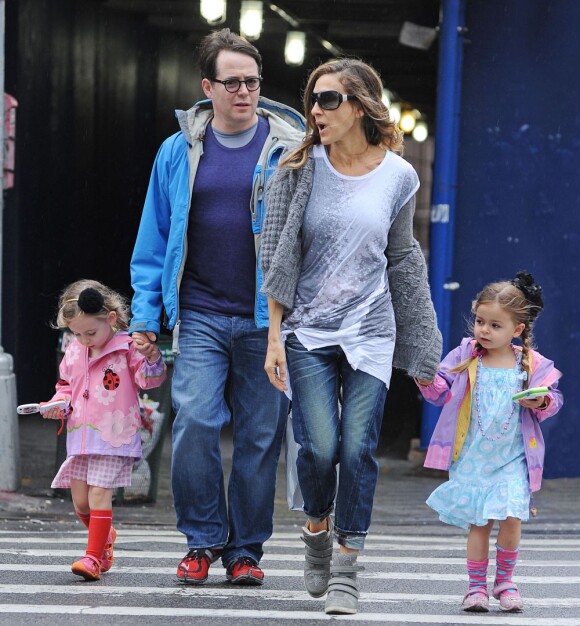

{"left": 389, "top": 103, "right": 401, "bottom": 124}
{"left": 412, "top": 121, "right": 429, "bottom": 142}
{"left": 399, "top": 110, "right": 417, "bottom": 133}
{"left": 285, "top": 31, "right": 306, "bottom": 66}
{"left": 200, "top": 0, "right": 226, "bottom": 25}
{"left": 382, "top": 88, "right": 393, "bottom": 108}
{"left": 240, "top": 1, "right": 263, "bottom": 41}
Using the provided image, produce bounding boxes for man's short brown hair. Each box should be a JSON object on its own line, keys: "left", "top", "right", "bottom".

{"left": 197, "top": 28, "right": 262, "bottom": 80}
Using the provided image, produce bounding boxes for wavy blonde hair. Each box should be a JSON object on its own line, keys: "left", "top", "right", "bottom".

{"left": 54, "top": 279, "right": 130, "bottom": 330}
{"left": 281, "top": 58, "right": 403, "bottom": 169}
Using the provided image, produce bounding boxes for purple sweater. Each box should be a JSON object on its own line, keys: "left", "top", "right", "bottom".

{"left": 180, "top": 118, "right": 269, "bottom": 317}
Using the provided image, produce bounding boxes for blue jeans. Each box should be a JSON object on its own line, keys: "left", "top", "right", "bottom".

{"left": 171, "top": 309, "right": 288, "bottom": 567}
{"left": 285, "top": 333, "right": 388, "bottom": 551}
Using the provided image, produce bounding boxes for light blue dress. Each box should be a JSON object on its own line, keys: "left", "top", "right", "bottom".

{"left": 427, "top": 359, "right": 531, "bottom": 530}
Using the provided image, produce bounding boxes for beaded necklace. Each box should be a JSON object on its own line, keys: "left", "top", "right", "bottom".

{"left": 474, "top": 345, "right": 522, "bottom": 441}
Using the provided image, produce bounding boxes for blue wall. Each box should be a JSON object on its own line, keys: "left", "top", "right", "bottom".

{"left": 450, "top": 0, "right": 580, "bottom": 477}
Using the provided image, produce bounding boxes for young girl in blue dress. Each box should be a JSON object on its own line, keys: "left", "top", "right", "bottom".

{"left": 416, "top": 272, "right": 563, "bottom": 613}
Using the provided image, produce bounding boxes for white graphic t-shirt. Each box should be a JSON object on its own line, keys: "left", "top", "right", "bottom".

{"left": 282, "top": 144, "right": 419, "bottom": 387}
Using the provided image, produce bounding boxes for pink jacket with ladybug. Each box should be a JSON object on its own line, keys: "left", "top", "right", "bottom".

{"left": 49, "top": 332, "right": 167, "bottom": 459}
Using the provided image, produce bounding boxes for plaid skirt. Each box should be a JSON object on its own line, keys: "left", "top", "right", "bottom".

{"left": 52, "top": 454, "right": 134, "bottom": 489}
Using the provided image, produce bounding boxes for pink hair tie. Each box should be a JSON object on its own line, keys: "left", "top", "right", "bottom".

{"left": 471, "top": 345, "right": 486, "bottom": 358}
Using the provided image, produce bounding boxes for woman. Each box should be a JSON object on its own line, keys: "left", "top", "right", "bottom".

{"left": 261, "top": 58, "right": 441, "bottom": 615}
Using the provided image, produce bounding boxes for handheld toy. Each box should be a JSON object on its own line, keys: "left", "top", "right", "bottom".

{"left": 512, "top": 387, "right": 549, "bottom": 402}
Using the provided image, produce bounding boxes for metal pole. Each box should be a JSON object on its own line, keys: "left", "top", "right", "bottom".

{"left": 0, "top": 0, "right": 20, "bottom": 491}
{"left": 420, "top": 0, "right": 466, "bottom": 448}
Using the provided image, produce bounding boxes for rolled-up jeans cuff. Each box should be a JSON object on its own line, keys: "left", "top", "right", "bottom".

{"left": 306, "top": 507, "right": 334, "bottom": 527}
{"left": 337, "top": 531, "right": 366, "bottom": 551}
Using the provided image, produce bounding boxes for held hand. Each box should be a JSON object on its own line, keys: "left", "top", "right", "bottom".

{"left": 132, "top": 331, "right": 157, "bottom": 346}
{"left": 39, "top": 401, "right": 66, "bottom": 421}
{"left": 264, "top": 340, "right": 288, "bottom": 392}
{"left": 519, "top": 395, "right": 548, "bottom": 410}
{"left": 132, "top": 331, "right": 161, "bottom": 362}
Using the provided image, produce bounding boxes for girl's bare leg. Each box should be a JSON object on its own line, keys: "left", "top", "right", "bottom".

{"left": 467, "top": 520, "right": 494, "bottom": 561}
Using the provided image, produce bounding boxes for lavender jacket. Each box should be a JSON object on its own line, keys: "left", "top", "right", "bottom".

{"left": 418, "top": 337, "right": 563, "bottom": 492}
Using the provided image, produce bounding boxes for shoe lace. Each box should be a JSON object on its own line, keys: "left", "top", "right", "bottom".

{"left": 234, "top": 556, "right": 257, "bottom": 570}
{"left": 184, "top": 548, "right": 210, "bottom": 563}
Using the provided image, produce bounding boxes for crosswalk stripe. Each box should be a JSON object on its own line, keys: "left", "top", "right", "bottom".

{"left": 0, "top": 605, "right": 578, "bottom": 624}
{"left": 4, "top": 530, "right": 580, "bottom": 546}
{"left": 1, "top": 584, "right": 580, "bottom": 608}
{"left": 0, "top": 548, "right": 578, "bottom": 568}
{"left": 2, "top": 528, "right": 579, "bottom": 624}
{"left": 3, "top": 535, "right": 580, "bottom": 552}
{"left": 0, "top": 563, "right": 578, "bottom": 583}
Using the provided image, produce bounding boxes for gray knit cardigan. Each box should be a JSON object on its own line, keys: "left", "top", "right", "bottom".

{"left": 261, "top": 155, "right": 442, "bottom": 381}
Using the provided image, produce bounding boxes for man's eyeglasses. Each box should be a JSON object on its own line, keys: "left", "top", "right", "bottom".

{"left": 213, "top": 77, "right": 263, "bottom": 93}
{"left": 310, "top": 91, "right": 357, "bottom": 111}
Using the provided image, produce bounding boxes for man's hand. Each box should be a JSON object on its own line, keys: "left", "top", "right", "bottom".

{"left": 132, "top": 331, "right": 161, "bottom": 362}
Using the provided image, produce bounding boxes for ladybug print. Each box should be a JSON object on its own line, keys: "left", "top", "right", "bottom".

{"left": 103, "top": 368, "right": 120, "bottom": 391}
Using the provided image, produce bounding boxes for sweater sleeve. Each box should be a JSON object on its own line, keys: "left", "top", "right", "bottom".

{"left": 386, "top": 197, "right": 415, "bottom": 268}
{"left": 261, "top": 167, "right": 293, "bottom": 276}
{"left": 389, "top": 240, "right": 443, "bottom": 380}
{"left": 261, "top": 159, "right": 314, "bottom": 309}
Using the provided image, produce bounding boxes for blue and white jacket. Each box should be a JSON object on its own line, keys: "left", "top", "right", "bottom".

{"left": 129, "top": 97, "right": 305, "bottom": 351}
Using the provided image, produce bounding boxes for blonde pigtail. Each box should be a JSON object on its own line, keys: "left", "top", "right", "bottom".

{"left": 449, "top": 355, "right": 477, "bottom": 374}
{"left": 519, "top": 327, "right": 533, "bottom": 390}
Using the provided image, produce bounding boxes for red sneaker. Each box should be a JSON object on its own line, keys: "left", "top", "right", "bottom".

{"left": 100, "top": 527, "right": 117, "bottom": 573}
{"left": 226, "top": 557, "right": 264, "bottom": 586}
{"left": 177, "top": 548, "right": 222, "bottom": 585}
{"left": 71, "top": 555, "right": 101, "bottom": 581}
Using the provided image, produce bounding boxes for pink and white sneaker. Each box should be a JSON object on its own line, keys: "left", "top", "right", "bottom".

{"left": 462, "top": 589, "right": 489, "bottom": 612}
{"left": 493, "top": 581, "right": 524, "bottom": 612}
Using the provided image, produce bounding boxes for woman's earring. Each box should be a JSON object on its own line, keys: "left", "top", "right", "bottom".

{"left": 112, "top": 325, "right": 119, "bottom": 333}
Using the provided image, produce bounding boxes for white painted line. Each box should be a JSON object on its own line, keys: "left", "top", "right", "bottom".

{"left": 3, "top": 530, "right": 580, "bottom": 547}
{"left": 2, "top": 535, "right": 580, "bottom": 553}
{"left": 0, "top": 548, "right": 578, "bottom": 568}
{"left": 0, "top": 605, "right": 578, "bottom": 624}
{"left": 0, "top": 563, "right": 578, "bottom": 583}
{"left": 1, "top": 584, "right": 580, "bottom": 608}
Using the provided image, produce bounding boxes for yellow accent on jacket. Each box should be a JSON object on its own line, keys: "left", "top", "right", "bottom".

{"left": 452, "top": 357, "right": 478, "bottom": 461}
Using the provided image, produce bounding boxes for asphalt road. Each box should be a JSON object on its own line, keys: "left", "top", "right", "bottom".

{"left": 1, "top": 414, "right": 579, "bottom": 625}
{"left": 1, "top": 519, "right": 580, "bottom": 625}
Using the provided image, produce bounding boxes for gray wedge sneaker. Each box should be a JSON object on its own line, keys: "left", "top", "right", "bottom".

{"left": 324, "top": 553, "right": 364, "bottom": 615}
{"left": 301, "top": 518, "right": 333, "bottom": 598}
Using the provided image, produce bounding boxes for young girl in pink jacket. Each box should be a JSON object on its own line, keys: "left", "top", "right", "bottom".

{"left": 416, "top": 272, "right": 562, "bottom": 613}
{"left": 42, "top": 279, "right": 166, "bottom": 581}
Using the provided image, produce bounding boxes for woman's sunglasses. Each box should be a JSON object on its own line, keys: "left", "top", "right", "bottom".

{"left": 310, "top": 91, "right": 357, "bottom": 111}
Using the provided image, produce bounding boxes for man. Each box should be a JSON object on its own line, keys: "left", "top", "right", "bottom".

{"left": 129, "top": 28, "right": 304, "bottom": 586}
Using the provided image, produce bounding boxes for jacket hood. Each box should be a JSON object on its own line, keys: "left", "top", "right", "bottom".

{"left": 175, "top": 96, "right": 305, "bottom": 146}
